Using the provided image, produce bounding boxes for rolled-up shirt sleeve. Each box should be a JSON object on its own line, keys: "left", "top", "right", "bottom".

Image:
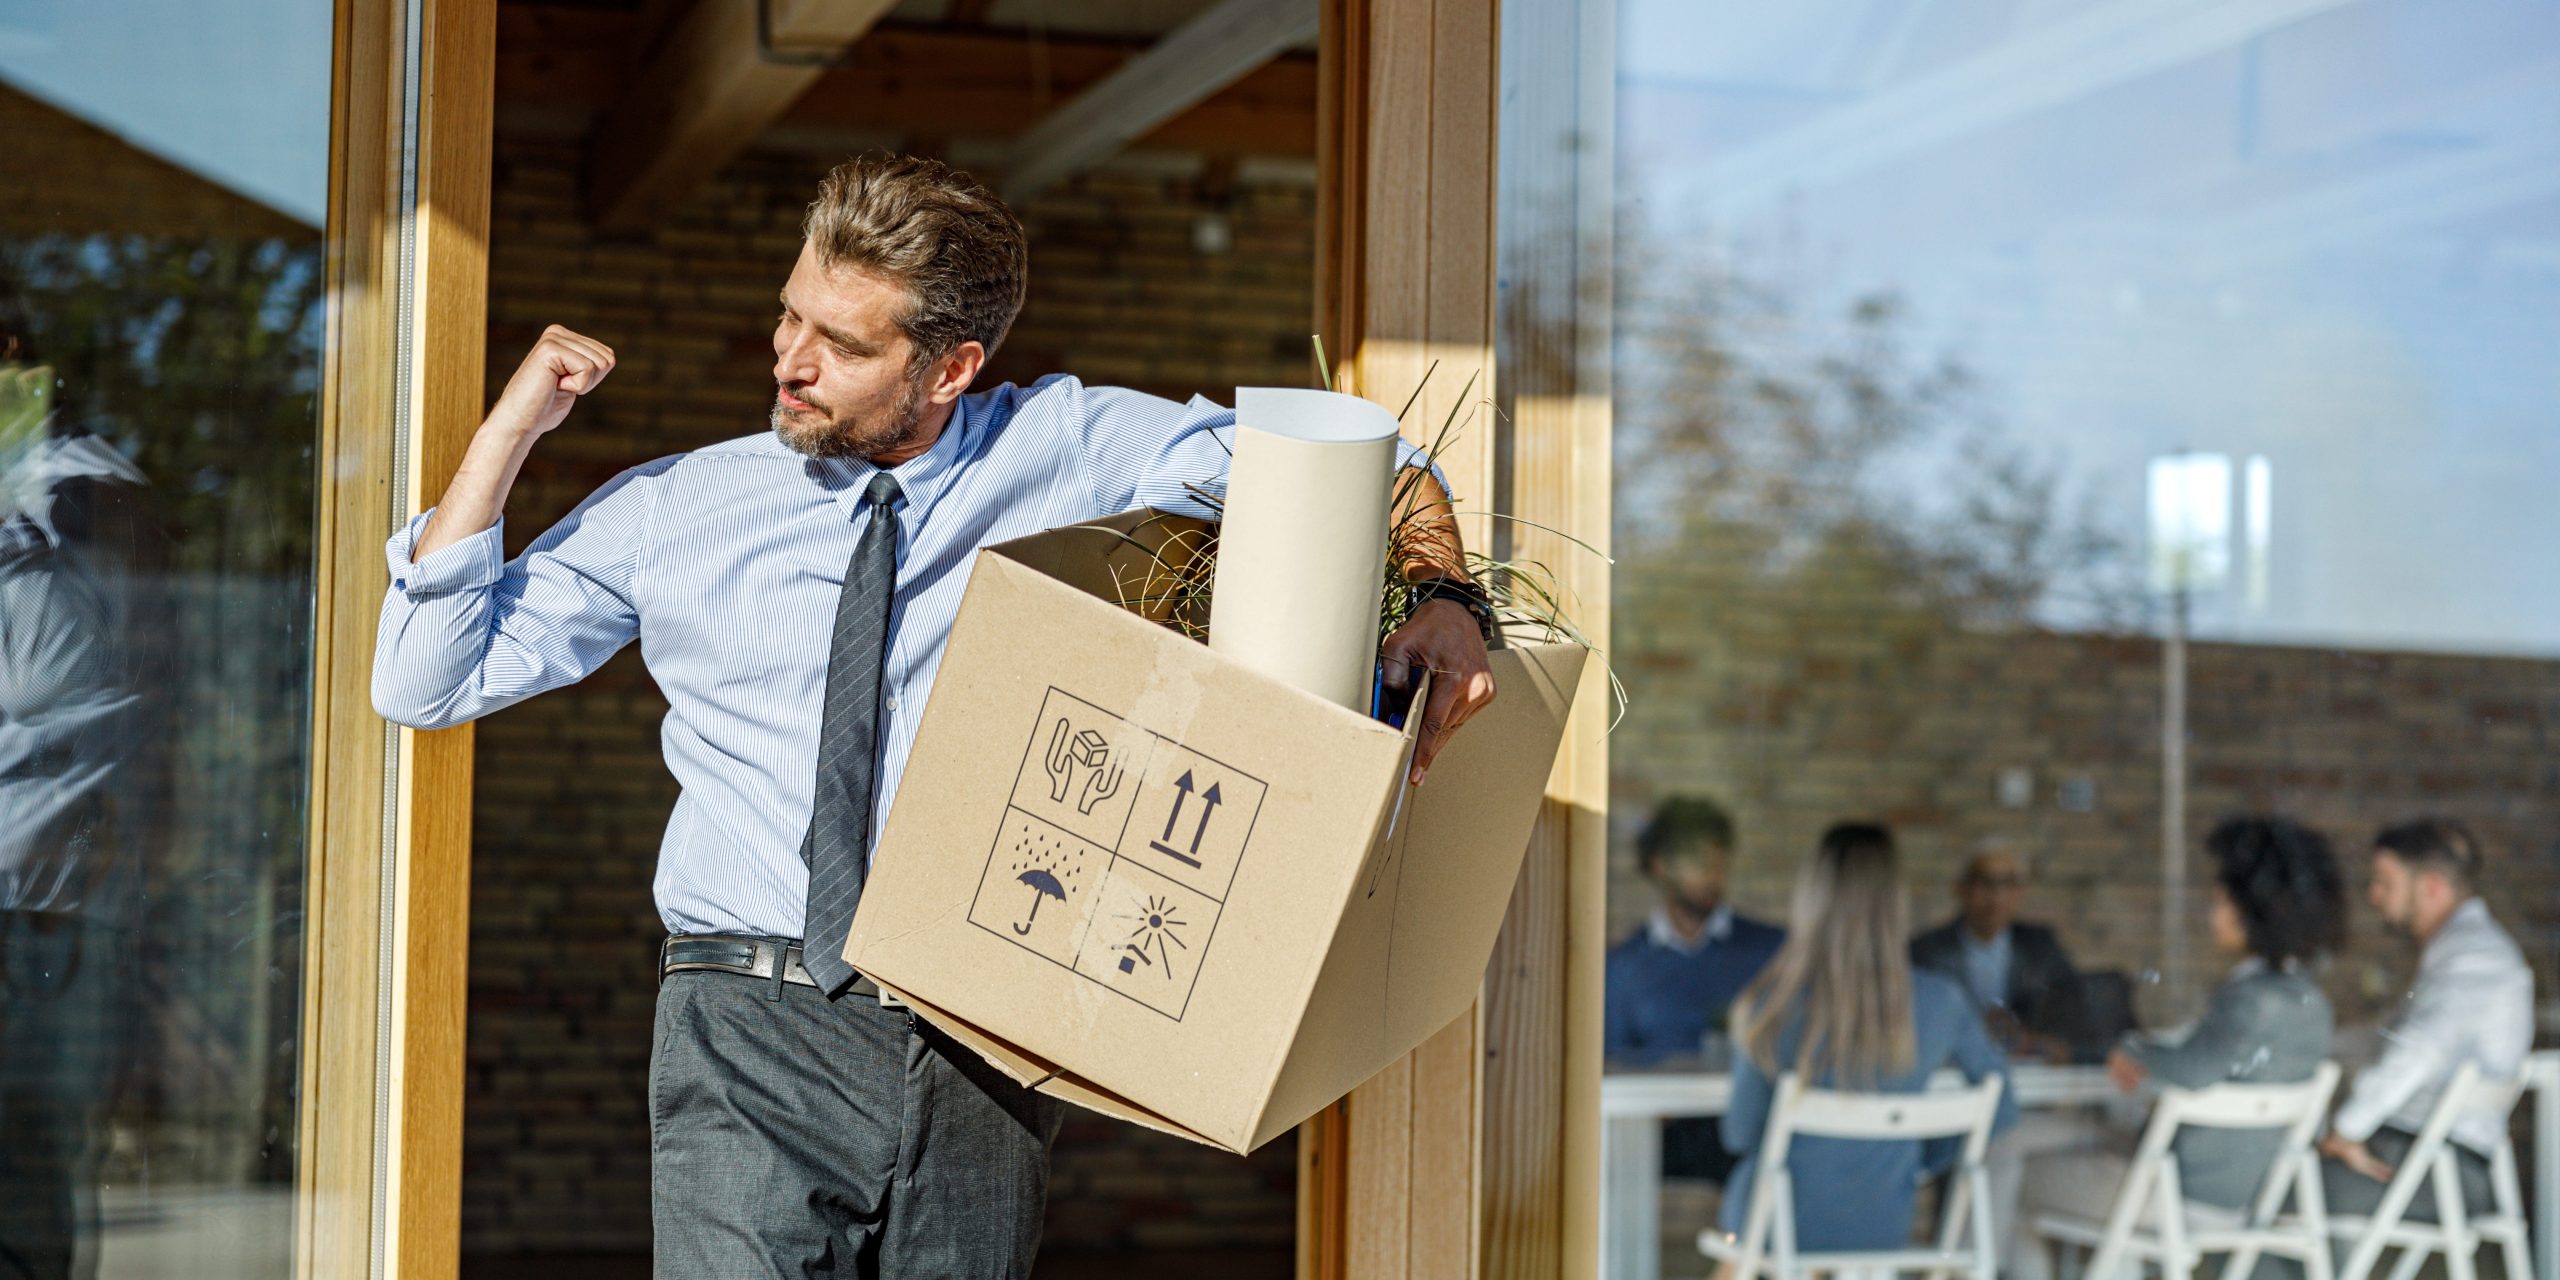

{"left": 389, "top": 513, "right": 506, "bottom": 598}
{"left": 1071, "top": 378, "right": 1454, "bottom": 517}
{"left": 371, "top": 463, "right": 660, "bottom": 729}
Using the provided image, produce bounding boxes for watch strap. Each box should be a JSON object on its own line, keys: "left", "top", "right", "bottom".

{"left": 1406, "top": 575, "right": 1497, "bottom": 641}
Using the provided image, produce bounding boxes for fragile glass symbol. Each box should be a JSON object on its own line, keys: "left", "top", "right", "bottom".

{"left": 1114, "top": 894, "right": 1190, "bottom": 976}
{"left": 1044, "top": 719, "right": 1126, "bottom": 814}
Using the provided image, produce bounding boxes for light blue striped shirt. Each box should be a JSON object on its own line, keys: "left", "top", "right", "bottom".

{"left": 373, "top": 374, "right": 1435, "bottom": 940}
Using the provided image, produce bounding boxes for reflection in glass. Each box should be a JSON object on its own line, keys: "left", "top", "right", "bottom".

{"left": 1, "top": 0, "right": 329, "bottom": 1271}
{"left": 1560, "top": 0, "right": 2560, "bottom": 1274}
{"left": 1603, "top": 0, "right": 2560, "bottom": 1000}
{"left": 1615, "top": 0, "right": 2560, "bottom": 656}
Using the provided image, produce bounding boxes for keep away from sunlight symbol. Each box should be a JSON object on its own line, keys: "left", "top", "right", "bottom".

{"left": 1114, "top": 894, "right": 1189, "bottom": 976}
{"left": 1013, "top": 869, "right": 1067, "bottom": 935}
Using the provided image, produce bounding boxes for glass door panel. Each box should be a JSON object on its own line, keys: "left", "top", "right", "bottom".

{"left": 1, "top": 0, "right": 334, "bottom": 1272}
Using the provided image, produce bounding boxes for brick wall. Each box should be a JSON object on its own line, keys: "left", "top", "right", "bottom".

{"left": 463, "top": 137, "right": 1312, "bottom": 1255}
{"left": 1609, "top": 516, "right": 2560, "bottom": 1031}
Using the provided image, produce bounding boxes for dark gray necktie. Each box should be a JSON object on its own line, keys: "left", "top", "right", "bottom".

{"left": 799, "top": 471, "right": 903, "bottom": 996}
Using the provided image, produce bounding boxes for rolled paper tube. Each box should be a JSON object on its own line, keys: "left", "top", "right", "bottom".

{"left": 1207, "top": 387, "right": 1402, "bottom": 711}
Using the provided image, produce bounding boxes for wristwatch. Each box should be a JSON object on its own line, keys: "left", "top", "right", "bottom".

{"left": 1405, "top": 575, "right": 1497, "bottom": 643}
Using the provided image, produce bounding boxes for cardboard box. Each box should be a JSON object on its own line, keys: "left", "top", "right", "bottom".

{"left": 844, "top": 510, "right": 1586, "bottom": 1153}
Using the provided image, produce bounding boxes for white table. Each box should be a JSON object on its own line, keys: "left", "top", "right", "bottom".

{"left": 1601, "top": 1053, "right": 2560, "bottom": 1280}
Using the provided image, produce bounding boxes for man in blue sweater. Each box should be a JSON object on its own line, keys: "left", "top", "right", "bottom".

{"left": 1605, "top": 796, "right": 1785, "bottom": 1181}
{"left": 1605, "top": 796, "right": 1785, "bottom": 1065}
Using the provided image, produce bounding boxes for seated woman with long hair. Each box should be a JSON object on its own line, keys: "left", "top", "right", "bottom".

{"left": 2017, "top": 815, "right": 2345, "bottom": 1248}
{"left": 1717, "top": 822, "right": 2019, "bottom": 1251}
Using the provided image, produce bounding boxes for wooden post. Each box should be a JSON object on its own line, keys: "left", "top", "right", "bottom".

{"left": 1302, "top": 0, "right": 1612, "bottom": 1275}
{"left": 389, "top": 0, "right": 495, "bottom": 1272}
{"left": 299, "top": 0, "right": 407, "bottom": 1271}
{"left": 1482, "top": 0, "right": 1613, "bottom": 1270}
{"left": 299, "top": 0, "right": 491, "bottom": 1275}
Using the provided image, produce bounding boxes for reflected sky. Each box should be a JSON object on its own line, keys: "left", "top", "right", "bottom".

{"left": 1617, "top": 0, "right": 2560, "bottom": 658}
{"left": 0, "top": 0, "right": 332, "bottom": 226}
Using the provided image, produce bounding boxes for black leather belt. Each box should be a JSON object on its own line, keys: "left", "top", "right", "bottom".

{"left": 659, "top": 934, "right": 881, "bottom": 1000}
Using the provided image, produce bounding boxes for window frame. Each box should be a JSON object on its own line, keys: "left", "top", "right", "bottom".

{"left": 298, "top": 0, "right": 492, "bottom": 1275}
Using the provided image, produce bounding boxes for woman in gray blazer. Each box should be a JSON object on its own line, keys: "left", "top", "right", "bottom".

{"left": 2019, "top": 815, "right": 2346, "bottom": 1264}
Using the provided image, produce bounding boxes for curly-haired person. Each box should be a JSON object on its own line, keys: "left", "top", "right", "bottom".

{"left": 2013, "top": 815, "right": 2347, "bottom": 1273}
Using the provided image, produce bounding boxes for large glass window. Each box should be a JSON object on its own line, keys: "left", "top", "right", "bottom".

{"left": 1503, "top": 0, "right": 2560, "bottom": 1274}
{"left": 1, "top": 0, "right": 332, "bottom": 1272}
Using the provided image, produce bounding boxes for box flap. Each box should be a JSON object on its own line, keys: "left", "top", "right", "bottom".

{"left": 870, "top": 977, "right": 1246, "bottom": 1152}
{"left": 1249, "top": 641, "right": 1590, "bottom": 1148}
{"left": 982, "top": 508, "right": 1215, "bottom": 628}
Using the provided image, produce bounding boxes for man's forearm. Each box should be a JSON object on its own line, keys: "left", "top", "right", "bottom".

{"left": 1393, "top": 467, "right": 1468, "bottom": 583}
{"left": 413, "top": 323, "right": 618, "bottom": 562}
{"left": 413, "top": 421, "right": 538, "bottom": 561}
{"left": 2331, "top": 1041, "right": 2435, "bottom": 1142}
{"left": 1377, "top": 464, "right": 1498, "bottom": 784}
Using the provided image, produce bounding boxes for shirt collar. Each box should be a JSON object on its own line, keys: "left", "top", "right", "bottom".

{"left": 809, "top": 394, "right": 974, "bottom": 526}
{"left": 2430, "top": 897, "right": 2494, "bottom": 951}
{"left": 1961, "top": 927, "right": 2012, "bottom": 955}
{"left": 1647, "top": 903, "right": 1734, "bottom": 955}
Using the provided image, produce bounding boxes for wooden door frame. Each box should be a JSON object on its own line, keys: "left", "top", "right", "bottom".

{"left": 1302, "top": 0, "right": 1612, "bottom": 1274}
{"left": 305, "top": 2, "right": 1597, "bottom": 1272}
{"left": 300, "top": 0, "right": 493, "bottom": 1275}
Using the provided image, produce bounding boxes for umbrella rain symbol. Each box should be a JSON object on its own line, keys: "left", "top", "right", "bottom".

{"left": 1012, "top": 868, "right": 1067, "bottom": 935}
{"left": 1001, "top": 819, "right": 1086, "bottom": 938}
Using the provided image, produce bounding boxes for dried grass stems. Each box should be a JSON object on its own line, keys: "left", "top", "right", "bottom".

{"left": 1093, "top": 338, "right": 1624, "bottom": 726}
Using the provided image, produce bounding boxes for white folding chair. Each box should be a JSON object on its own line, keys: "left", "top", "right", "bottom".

{"left": 2035, "top": 1061, "right": 2341, "bottom": 1280}
{"left": 1699, "top": 1072, "right": 2009, "bottom": 1280}
{"left": 2325, "top": 1063, "right": 2533, "bottom": 1280}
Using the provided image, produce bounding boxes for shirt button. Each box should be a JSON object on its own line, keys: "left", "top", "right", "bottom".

{"left": 885, "top": 693, "right": 901, "bottom": 712}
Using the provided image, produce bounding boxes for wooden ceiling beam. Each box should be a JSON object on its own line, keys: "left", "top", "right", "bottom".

{"left": 998, "top": 0, "right": 1317, "bottom": 203}
{"left": 583, "top": 0, "right": 900, "bottom": 229}
{"left": 796, "top": 25, "right": 1317, "bottom": 157}
{"left": 500, "top": 8, "right": 1317, "bottom": 161}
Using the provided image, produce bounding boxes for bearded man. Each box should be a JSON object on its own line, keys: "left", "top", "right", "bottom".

{"left": 373, "top": 155, "right": 1497, "bottom": 1278}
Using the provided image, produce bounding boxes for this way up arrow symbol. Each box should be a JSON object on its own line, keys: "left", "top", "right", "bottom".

{"left": 1159, "top": 770, "right": 1195, "bottom": 843}
{"left": 1188, "top": 783, "right": 1222, "bottom": 854}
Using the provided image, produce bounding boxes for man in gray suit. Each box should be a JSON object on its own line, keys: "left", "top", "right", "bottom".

{"left": 1911, "top": 850, "right": 2087, "bottom": 1064}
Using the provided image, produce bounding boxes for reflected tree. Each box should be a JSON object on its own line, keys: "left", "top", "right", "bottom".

{"left": 1615, "top": 235, "right": 2145, "bottom": 632}
{"left": 3, "top": 234, "right": 322, "bottom": 575}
